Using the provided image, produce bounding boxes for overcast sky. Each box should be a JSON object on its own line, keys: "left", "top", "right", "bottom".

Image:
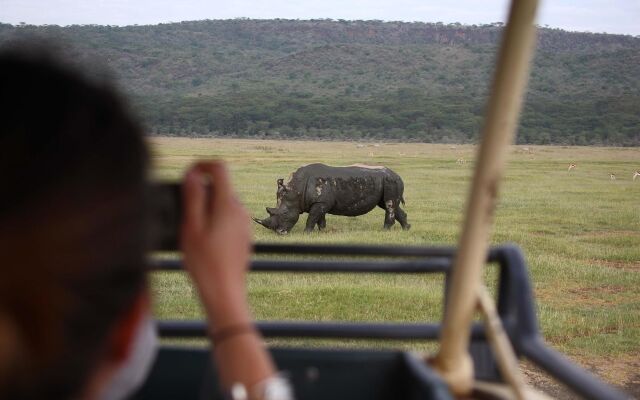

{"left": 1, "top": 0, "right": 638, "bottom": 36}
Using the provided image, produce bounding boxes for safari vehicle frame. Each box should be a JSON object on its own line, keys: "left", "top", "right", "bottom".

{"left": 138, "top": 0, "right": 629, "bottom": 398}
{"left": 141, "top": 244, "right": 625, "bottom": 399}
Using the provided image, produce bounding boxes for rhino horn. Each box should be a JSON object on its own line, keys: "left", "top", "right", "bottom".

{"left": 252, "top": 217, "right": 269, "bottom": 228}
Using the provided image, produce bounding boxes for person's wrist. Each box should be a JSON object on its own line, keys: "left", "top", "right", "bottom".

{"left": 209, "top": 306, "right": 253, "bottom": 333}
{"left": 212, "top": 322, "right": 257, "bottom": 346}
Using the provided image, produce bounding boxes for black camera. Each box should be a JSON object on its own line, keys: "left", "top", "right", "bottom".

{"left": 149, "top": 182, "right": 183, "bottom": 251}
{"left": 149, "top": 181, "right": 213, "bottom": 250}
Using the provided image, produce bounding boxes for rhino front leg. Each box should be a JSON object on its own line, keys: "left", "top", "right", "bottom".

{"left": 317, "top": 214, "right": 327, "bottom": 231}
{"left": 305, "top": 203, "right": 327, "bottom": 233}
{"left": 383, "top": 199, "right": 396, "bottom": 230}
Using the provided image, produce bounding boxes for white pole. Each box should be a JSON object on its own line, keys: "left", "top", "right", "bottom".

{"left": 432, "top": 0, "right": 540, "bottom": 395}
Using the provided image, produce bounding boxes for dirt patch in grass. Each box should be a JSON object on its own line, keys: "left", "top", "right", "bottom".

{"left": 536, "top": 284, "right": 632, "bottom": 311}
{"left": 521, "top": 362, "right": 580, "bottom": 399}
{"left": 588, "top": 259, "right": 640, "bottom": 271}
{"left": 580, "top": 230, "right": 640, "bottom": 238}
{"left": 568, "top": 284, "right": 625, "bottom": 296}
{"left": 522, "top": 353, "right": 640, "bottom": 399}
{"left": 560, "top": 285, "right": 625, "bottom": 306}
{"left": 536, "top": 284, "right": 627, "bottom": 304}
{"left": 529, "top": 230, "right": 555, "bottom": 236}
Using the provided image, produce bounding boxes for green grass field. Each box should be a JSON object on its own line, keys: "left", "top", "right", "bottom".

{"left": 149, "top": 137, "right": 639, "bottom": 389}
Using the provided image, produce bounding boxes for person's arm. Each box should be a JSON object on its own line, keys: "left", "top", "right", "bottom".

{"left": 180, "top": 161, "right": 277, "bottom": 395}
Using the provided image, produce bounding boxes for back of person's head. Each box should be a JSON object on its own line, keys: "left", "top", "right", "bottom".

{"left": 0, "top": 45, "right": 150, "bottom": 399}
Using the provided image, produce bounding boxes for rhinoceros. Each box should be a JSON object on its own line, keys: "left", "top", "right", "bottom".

{"left": 253, "top": 163, "right": 410, "bottom": 234}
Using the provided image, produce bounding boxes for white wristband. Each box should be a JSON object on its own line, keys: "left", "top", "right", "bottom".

{"left": 228, "top": 374, "right": 294, "bottom": 400}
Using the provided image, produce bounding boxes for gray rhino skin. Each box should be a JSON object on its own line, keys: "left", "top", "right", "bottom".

{"left": 254, "top": 163, "right": 410, "bottom": 234}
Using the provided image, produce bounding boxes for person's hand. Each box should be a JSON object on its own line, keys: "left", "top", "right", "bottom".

{"left": 180, "top": 161, "right": 252, "bottom": 328}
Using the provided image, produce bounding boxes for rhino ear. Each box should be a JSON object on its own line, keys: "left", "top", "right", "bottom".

{"left": 266, "top": 207, "right": 279, "bottom": 216}
{"left": 277, "top": 178, "right": 284, "bottom": 188}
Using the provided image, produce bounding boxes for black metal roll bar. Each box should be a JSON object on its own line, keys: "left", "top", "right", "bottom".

{"left": 149, "top": 243, "right": 626, "bottom": 400}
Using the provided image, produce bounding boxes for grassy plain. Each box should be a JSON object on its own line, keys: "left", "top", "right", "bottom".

{"left": 149, "top": 137, "right": 639, "bottom": 390}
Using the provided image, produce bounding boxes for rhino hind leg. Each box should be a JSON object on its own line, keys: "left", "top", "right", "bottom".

{"left": 395, "top": 205, "right": 411, "bottom": 230}
{"left": 383, "top": 199, "right": 397, "bottom": 230}
{"left": 380, "top": 198, "right": 410, "bottom": 230}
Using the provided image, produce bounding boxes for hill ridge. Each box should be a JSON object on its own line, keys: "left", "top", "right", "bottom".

{"left": 1, "top": 19, "right": 638, "bottom": 145}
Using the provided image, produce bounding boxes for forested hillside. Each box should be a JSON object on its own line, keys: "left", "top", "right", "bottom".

{"left": 1, "top": 19, "right": 638, "bottom": 145}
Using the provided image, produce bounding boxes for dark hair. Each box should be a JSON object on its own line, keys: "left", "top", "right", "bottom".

{"left": 0, "top": 46, "right": 149, "bottom": 399}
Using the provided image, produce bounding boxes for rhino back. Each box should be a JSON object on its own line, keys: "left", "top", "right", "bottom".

{"left": 296, "top": 164, "right": 397, "bottom": 216}
{"left": 293, "top": 163, "right": 395, "bottom": 180}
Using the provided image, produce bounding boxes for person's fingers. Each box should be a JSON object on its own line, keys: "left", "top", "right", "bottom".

{"left": 182, "top": 167, "right": 205, "bottom": 234}
{"left": 195, "top": 161, "right": 233, "bottom": 213}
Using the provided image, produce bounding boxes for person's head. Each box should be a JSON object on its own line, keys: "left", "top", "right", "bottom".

{"left": 0, "top": 46, "right": 151, "bottom": 399}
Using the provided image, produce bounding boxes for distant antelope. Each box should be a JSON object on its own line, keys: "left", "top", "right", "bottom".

{"left": 568, "top": 163, "right": 576, "bottom": 171}
{"left": 610, "top": 173, "right": 616, "bottom": 180}
{"left": 633, "top": 171, "right": 640, "bottom": 181}
{"left": 457, "top": 158, "right": 465, "bottom": 165}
